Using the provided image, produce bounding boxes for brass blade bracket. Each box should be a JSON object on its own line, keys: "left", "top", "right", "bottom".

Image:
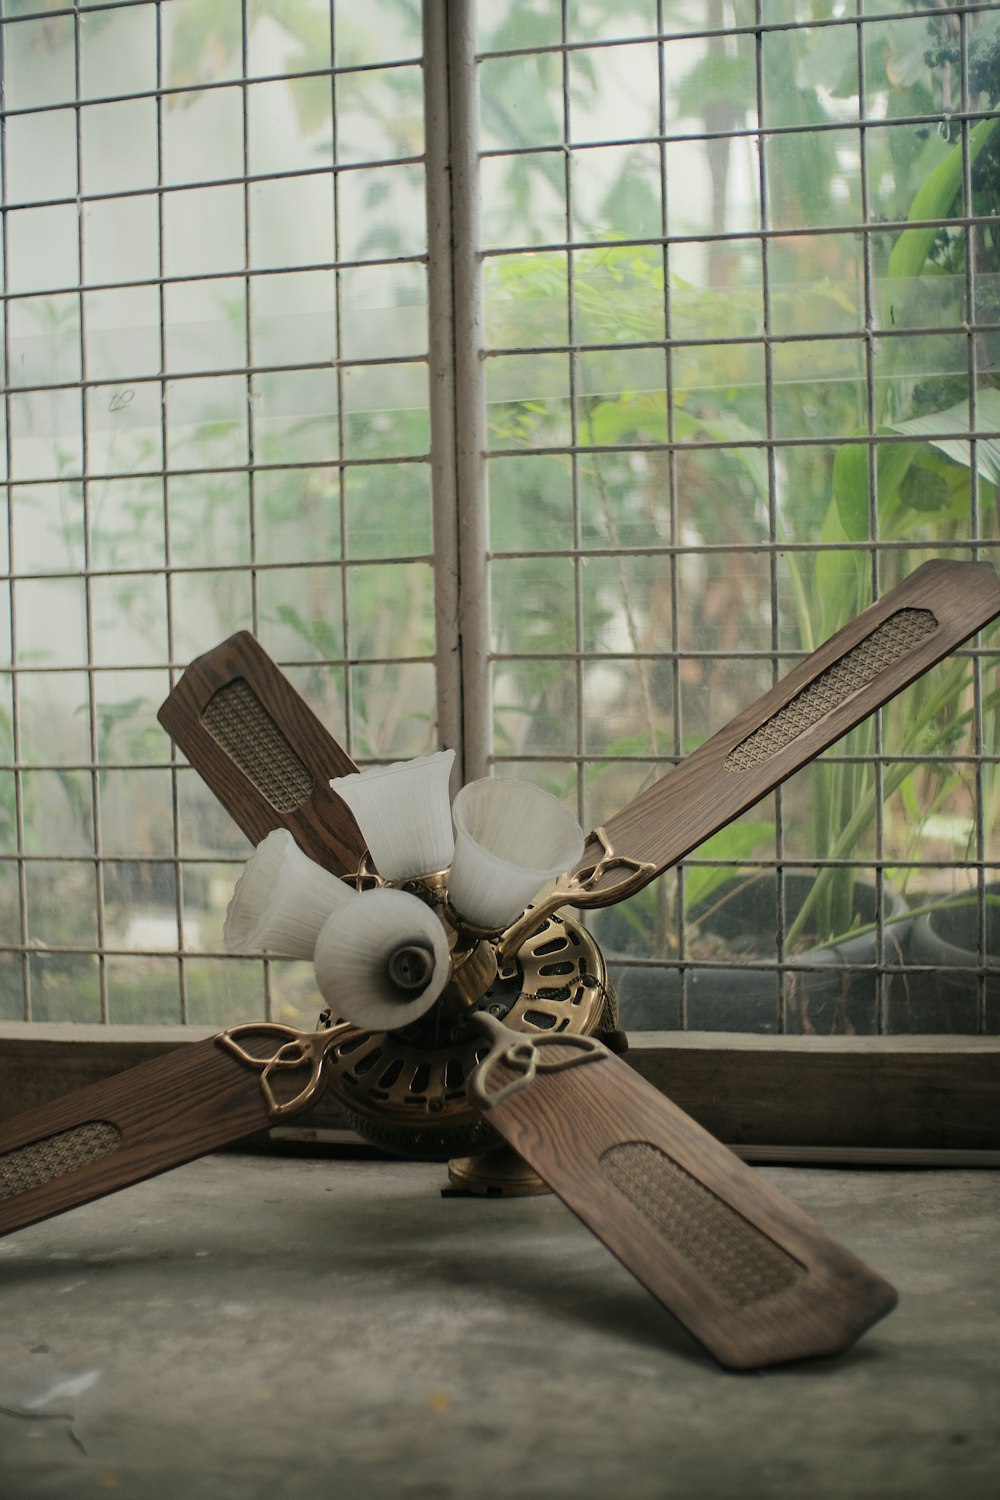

{"left": 217, "top": 1020, "right": 362, "bottom": 1121}
{"left": 497, "top": 827, "right": 654, "bottom": 967}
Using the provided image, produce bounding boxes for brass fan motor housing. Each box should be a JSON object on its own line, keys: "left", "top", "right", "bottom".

{"left": 322, "top": 910, "right": 615, "bottom": 1161}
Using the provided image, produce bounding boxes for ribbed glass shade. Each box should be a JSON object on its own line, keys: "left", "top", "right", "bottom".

{"left": 224, "top": 829, "right": 357, "bottom": 959}
{"left": 447, "top": 778, "right": 585, "bottom": 930}
{"left": 313, "top": 887, "right": 451, "bottom": 1030}
{"left": 329, "top": 749, "right": 456, "bottom": 880}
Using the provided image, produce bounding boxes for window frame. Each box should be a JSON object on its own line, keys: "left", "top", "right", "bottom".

{"left": 0, "top": 0, "right": 998, "bottom": 1151}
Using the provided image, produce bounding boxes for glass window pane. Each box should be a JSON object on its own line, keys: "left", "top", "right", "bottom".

{"left": 162, "top": 86, "right": 245, "bottom": 187}
{"left": 90, "top": 573, "right": 169, "bottom": 666}
{"left": 163, "top": 281, "right": 247, "bottom": 376}
{"left": 251, "top": 368, "right": 339, "bottom": 465}
{"left": 335, "top": 64, "right": 424, "bottom": 166}
{"left": 568, "top": 42, "right": 662, "bottom": 144}
{"left": 3, "top": 16, "right": 76, "bottom": 110}
{"left": 106, "top": 955, "right": 182, "bottom": 1025}
{"left": 579, "top": 450, "right": 672, "bottom": 550}
{"left": 14, "top": 578, "right": 88, "bottom": 667}
{"left": 17, "top": 672, "right": 91, "bottom": 766}
{"left": 183, "top": 958, "right": 266, "bottom": 1027}
{"left": 4, "top": 110, "right": 77, "bottom": 206}
{"left": 336, "top": 164, "right": 426, "bottom": 261}
{"left": 89, "top": 476, "right": 166, "bottom": 572}
{"left": 247, "top": 0, "right": 331, "bottom": 77}
{"left": 93, "top": 670, "right": 172, "bottom": 764}
{"left": 24, "top": 858, "right": 98, "bottom": 948}
{"left": 480, "top": 153, "right": 567, "bottom": 250}
{"left": 250, "top": 270, "right": 338, "bottom": 367}
{"left": 485, "top": 252, "right": 569, "bottom": 351}
{"left": 347, "top": 561, "right": 434, "bottom": 659}
{"left": 6, "top": 205, "right": 79, "bottom": 295}
{"left": 341, "top": 362, "right": 429, "bottom": 460}
{"left": 339, "top": 262, "right": 427, "bottom": 362}
{"left": 581, "top": 553, "right": 674, "bottom": 654}
{"left": 166, "top": 374, "right": 248, "bottom": 471}
{"left": 21, "top": 769, "right": 95, "bottom": 856}
{"left": 85, "top": 287, "right": 162, "bottom": 382}
{"left": 30, "top": 952, "right": 102, "bottom": 1024}
{"left": 168, "top": 472, "right": 250, "bottom": 570}
{"left": 83, "top": 196, "right": 161, "bottom": 287}
{"left": 249, "top": 176, "right": 334, "bottom": 271}
{"left": 569, "top": 144, "right": 665, "bottom": 244}
{"left": 256, "top": 567, "right": 345, "bottom": 661}
{"left": 86, "top": 381, "right": 163, "bottom": 477}
{"left": 163, "top": 186, "right": 247, "bottom": 277}
{"left": 163, "top": 0, "right": 246, "bottom": 87}
{"left": 12, "top": 482, "right": 85, "bottom": 575}
{"left": 344, "top": 464, "right": 431, "bottom": 559}
{"left": 81, "top": 100, "right": 159, "bottom": 196}
{"left": 486, "top": 352, "right": 571, "bottom": 451}
{"left": 80, "top": 3, "right": 158, "bottom": 99}
{"left": 490, "top": 454, "right": 573, "bottom": 553}
{"left": 332, "top": 0, "right": 422, "bottom": 68}
{"left": 479, "top": 55, "right": 564, "bottom": 153}
{"left": 491, "top": 555, "right": 575, "bottom": 656}
{"left": 492, "top": 656, "right": 579, "bottom": 758}
{"left": 169, "top": 568, "right": 253, "bottom": 663}
{"left": 253, "top": 468, "right": 340, "bottom": 565}
{"left": 99, "top": 767, "right": 175, "bottom": 857}
{"left": 349, "top": 660, "right": 436, "bottom": 760}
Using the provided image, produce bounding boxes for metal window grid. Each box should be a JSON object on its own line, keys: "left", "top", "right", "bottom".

{"left": 0, "top": 0, "right": 997, "bottom": 1037}
{"left": 473, "top": 0, "right": 1000, "bottom": 1035}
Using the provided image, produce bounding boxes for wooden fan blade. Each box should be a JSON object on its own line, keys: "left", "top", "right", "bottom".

{"left": 0, "top": 1040, "right": 274, "bottom": 1238}
{"left": 158, "top": 631, "right": 367, "bottom": 876}
{"left": 0, "top": 1022, "right": 356, "bottom": 1239}
{"left": 468, "top": 1020, "right": 897, "bottom": 1369}
{"left": 575, "top": 558, "right": 1000, "bottom": 903}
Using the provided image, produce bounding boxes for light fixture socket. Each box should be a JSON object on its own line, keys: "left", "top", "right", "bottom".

{"left": 224, "top": 828, "right": 357, "bottom": 959}
{"left": 447, "top": 778, "right": 585, "bottom": 931}
{"left": 330, "top": 749, "right": 456, "bottom": 881}
{"left": 313, "top": 886, "right": 451, "bottom": 1031}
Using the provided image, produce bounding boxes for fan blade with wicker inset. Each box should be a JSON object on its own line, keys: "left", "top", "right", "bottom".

{"left": 570, "top": 559, "right": 1000, "bottom": 906}
{"left": 468, "top": 1019, "right": 897, "bottom": 1370}
{"left": 158, "top": 631, "right": 367, "bottom": 876}
{"left": 0, "top": 1023, "right": 357, "bottom": 1239}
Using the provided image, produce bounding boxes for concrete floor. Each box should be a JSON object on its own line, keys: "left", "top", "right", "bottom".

{"left": 0, "top": 1154, "right": 996, "bottom": 1500}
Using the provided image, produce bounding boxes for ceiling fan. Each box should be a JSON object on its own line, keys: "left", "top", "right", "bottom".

{"left": 0, "top": 557, "right": 997, "bottom": 1371}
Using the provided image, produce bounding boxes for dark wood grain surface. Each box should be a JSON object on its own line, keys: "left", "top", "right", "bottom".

{"left": 0, "top": 1039, "right": 274, "bottom": 1238}
{"left": 158, "top": 631, "right": 367, "bottom": 874}
{"left": 577, "top": 559, "right": 1000, "bottom": 898}
{"left": 2, "top": 1027, "right": 997, "bottom": 1151}
{"left": 480, "top": 1040, "right": 899, "bottom": 1368}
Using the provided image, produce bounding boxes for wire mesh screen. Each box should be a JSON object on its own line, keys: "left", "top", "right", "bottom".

{"left": 0, "top": 0, "right": 434, "bottom": 1025}
{"left": 477, "top": 0, "right": 1000, "bottom": 1034}
{"left": 0, "top": 0, "right": 998, "bottom": 1038}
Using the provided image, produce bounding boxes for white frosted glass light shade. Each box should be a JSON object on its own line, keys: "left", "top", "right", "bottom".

{"left": 313, "top": 887, "right": 450, "bottom": 1031}
{"left": 224, "top": 829, "right": 357, "bottom": 959}
{"left": 447, "top": 778, "right": 585, "bottom": 930}
{"left": 329, "top": 749, "right": 456, "bottom": 880}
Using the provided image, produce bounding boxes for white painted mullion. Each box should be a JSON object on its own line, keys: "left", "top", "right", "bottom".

{"left": 423, "top": 0, "right": 490, "bottom": 784}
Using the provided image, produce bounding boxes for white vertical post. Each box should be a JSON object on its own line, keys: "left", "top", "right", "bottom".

{"left": 423, "top": 0, "right": 491, "bottom": 785}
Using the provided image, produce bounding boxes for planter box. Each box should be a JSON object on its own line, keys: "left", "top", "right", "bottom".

{"left": 605, "top": 874, "right": 910, "bottom": 1035}
{"left": 895, "top": 882, "right": 1000, "bottom": 1034}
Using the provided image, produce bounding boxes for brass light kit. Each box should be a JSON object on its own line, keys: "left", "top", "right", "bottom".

{"left": 217, "top": 749, "right": 644, "bottom": 1182}
{"left": 0, "top": 560, "right": 998, "bottom": 1371}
